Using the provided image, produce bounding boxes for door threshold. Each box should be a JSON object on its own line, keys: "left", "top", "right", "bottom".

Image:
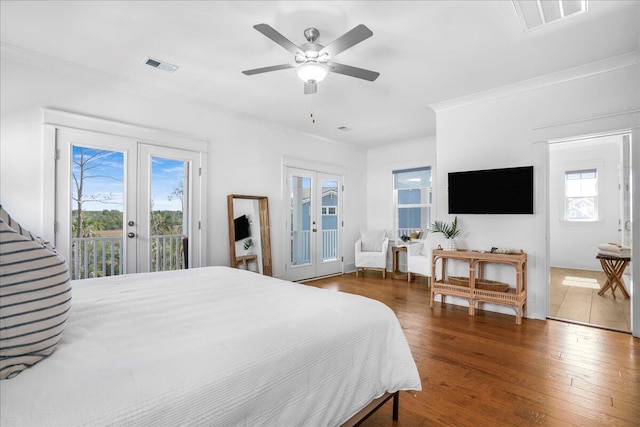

{"left": 546, "top": 316, "right": 631, "bottom": 334}
{"left": 297, "top": 272, "right": 344, "bottom": 283}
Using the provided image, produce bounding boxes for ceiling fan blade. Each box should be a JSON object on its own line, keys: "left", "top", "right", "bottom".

{"left": 242, "top": 64, "right": 294, "bottom": 75}
{"left": 319, "top": 24, "right": 373, "bottom": 57}
{"left": 329, "top": 62, "right": 380, "bottom": 81}
{"left": 304, "top": 81, "right": 317, "bottom": 95}
{"left": 253, "top": 24, "right": 304, "bottom": 55}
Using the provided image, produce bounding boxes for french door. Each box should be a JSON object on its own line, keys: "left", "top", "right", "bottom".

{"left": 55, "top": 129, "right": 202, "bottom": 279}
{"left": 284, "top": 167, "right": 343, "bottom": 281}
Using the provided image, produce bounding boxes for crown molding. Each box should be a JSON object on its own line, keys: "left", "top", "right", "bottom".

{"left": 429, "top": 51, "right": 640, "bottom": 113}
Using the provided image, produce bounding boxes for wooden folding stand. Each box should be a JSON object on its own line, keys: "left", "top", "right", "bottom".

{"left": 596, "top": 255, "right": 630, "bottom": 299}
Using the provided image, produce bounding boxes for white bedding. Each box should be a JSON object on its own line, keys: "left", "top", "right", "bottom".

{"left": 0, "top": 266, "right": 420, "bottom": 426}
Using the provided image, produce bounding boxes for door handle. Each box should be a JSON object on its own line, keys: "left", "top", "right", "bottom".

{"left": 127, "top": 232, "right": 135, "bottom": 238}
{"left": 625, "top": 220, "right": 632, "bottom": 231}
{"left": 312, "top": 228, "right": 317, "bottom": 232}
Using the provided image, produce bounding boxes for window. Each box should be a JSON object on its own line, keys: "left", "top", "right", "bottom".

{"left": 321, "top": 206, "right": 337, "bottom": 215}
{"left": 565, "top": 169, "right": 598, "bottom": 221}
{"left": 393, "top": 167, "right": 432, "bottom": 239}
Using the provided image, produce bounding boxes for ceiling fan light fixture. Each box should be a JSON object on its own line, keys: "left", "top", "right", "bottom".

{"left": 296, "top": 62, "right": 329, "bottom": 83}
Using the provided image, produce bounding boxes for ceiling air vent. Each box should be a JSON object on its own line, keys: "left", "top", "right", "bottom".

{"left": 143, "top": 56, "right": 178, "bottom": 73}
{"left": 512, "top": 0, "right": 588, "bottom": 32}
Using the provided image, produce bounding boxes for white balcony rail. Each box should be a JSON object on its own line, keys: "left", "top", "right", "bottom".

{"left": 151, "top": 234, "right": 184, "bottom": 272}
{"left": 290, "top": 229, "right": 338, "bottom": 264}
{"left": 397, "top": 228, "right": 414, "bottom": 239}
{"left": 71, "top": 234, "right": 184, "bottom": 280}
{"left": 71, "top": 236, "right": 123, "bottom": 280}
{"left": 322, "top": 229, "right": 337, "bottom": 261}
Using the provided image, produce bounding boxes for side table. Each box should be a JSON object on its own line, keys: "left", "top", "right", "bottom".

{"left": 391, "top": 246, "right": 408, "bottom": 280}
{"left": 596, "top": 255, "right": 630, "bottom": 299}
{"left": 236, "top": 254, "right": 259, "bottom": 273}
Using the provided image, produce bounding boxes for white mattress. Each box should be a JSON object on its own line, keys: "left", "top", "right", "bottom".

{"left": 0, "top": 266, "right": 420, "bottom": 426}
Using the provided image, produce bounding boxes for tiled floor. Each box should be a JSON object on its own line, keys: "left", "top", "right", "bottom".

{"left": 549, "top": 267, "right": 631, "bottom": 331}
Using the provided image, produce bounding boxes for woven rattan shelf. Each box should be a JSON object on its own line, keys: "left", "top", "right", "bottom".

{"left": 430, "top": 249, "right": 527, "bottom": 325}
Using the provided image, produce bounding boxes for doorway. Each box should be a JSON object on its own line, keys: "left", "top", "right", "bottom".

{"left": 283, "top": 167, "right": 343, "bottom": 281}
{"left": 54, "top": 129, "right": 203, "bottom": 279}
{"left": 547, "top": 132, "right": 632, "bottom": 331}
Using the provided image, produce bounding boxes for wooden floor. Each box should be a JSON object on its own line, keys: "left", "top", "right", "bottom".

{"left": 549, "top": 267, "right": 631, "bottom": 331}
{"left": 302, "top": 272, "right": 639, "bottom": 427}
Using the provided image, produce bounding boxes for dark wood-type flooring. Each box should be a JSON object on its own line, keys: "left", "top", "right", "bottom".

{"left": 302, "top": 272, "right": 639, "bottom": 427}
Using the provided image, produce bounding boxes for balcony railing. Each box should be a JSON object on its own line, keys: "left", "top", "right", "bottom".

{"left": 70, "top": 234, "right": 184, "bottom": 280}
{"left": 290, "top": 229, "right": 338, "bottom": 264}
{"left": 151, "top": 234, "right": 184, "bottom": 272}
{"left": 397, "top": 228, "right": 416, "bottom": 239}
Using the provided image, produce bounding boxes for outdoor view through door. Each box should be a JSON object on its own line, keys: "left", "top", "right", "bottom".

{"left": 55, "top": 129, "right": 201, "bottom": 280}
{"left": 70, "top": 146, "right": 125, "bottom": 279}
{"left": 149, "top": 155, "right": 188, "bottom": 273}
{"left": 286, "top": 167, "right": 342, "bottom": 281}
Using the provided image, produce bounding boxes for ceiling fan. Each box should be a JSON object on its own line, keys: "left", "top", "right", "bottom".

{"left": 242, "top": 24, "right": 380, "bottom": 94}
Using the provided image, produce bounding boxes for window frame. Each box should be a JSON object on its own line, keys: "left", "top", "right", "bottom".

{"left": 321, "top": 206, "right": 337, "bottom": 216}
{"left": 392, "top": 167, "right": 433, "bottom": 240}
{"left": 564, "top": 168, "right": 599, "bottom": 222}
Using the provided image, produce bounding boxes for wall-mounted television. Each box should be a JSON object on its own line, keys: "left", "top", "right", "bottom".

{"left": 448, "top": 166, "right": 534, "bottom": 214}
{"left": 234, "top": 215, "right": 251, "bottom": 241}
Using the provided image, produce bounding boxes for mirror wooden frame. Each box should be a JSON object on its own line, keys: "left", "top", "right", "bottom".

{"left": 227, "top": 194, "right": 272, "bottom": 276}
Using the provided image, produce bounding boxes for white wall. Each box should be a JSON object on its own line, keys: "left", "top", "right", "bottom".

{"left": 434, "top": 63, "right": 640, "bottom": 321}
{"left": 0, "top": 56, "right": 368, "bottom": 278}
{"left": 366, "top": 136, "right": 437, "bottom": 230}
{"left": 548, "top": 136, "right": 623, "bottom": 270}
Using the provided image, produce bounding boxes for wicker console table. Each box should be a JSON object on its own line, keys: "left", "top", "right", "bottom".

{"left": 430, "top": 249, "right": 527, "bottom": 325}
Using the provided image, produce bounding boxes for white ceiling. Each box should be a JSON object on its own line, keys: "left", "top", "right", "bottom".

{"left": 1, "top": 1, "right": 638, "bottom": 148}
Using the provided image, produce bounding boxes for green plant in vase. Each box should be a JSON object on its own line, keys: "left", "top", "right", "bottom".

{"left": 244, "top": 238, "right": 254, "bottom": 255}
{"left": 431, "top": 216, "right": 461, "bottom": 251}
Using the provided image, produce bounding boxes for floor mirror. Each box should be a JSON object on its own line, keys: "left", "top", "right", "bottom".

{"left": 227, "top": 194, "right": 272, "bottom": 276}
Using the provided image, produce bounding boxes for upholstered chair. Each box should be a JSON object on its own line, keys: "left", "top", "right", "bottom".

{"left": 407, "top": 238, "right": 432, "bottom": 284}
{"left": 355, "top": 230, "right": 389, "bottom": 278}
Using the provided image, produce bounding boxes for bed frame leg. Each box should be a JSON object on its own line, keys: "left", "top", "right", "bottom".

{"left": 392, "top": 391, "right": 399, "bottom": 421}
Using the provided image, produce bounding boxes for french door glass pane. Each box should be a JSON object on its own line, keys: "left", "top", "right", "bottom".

{"left": 321, "top": 180, "right": 338, "bottom": 261}
{"left": 70, "top": 145, "right": 124, "bottom": 279}
{"left": 291, "top": 175, "right": 311, "bottom": 266}
{"left": 150, "top": 156, "right": 187, "bottom": 272}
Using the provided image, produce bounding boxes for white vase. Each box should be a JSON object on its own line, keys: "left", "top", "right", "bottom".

{"left": 444, "top": 238, "right": 457, "bottom": 251}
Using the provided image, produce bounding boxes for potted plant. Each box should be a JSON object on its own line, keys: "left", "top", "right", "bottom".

{"left": 244, "top": 238, "right": 254, "bottom": 255}
{"left": 431, "top": 216, "right": 461, "bottom": 251}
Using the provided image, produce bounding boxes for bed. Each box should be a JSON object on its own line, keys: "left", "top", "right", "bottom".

{"left": 0, "top": 266, "right": 421, "bottom": 426}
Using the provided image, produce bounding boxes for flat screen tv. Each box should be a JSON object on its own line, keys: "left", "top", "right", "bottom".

{"left": 448, "top": 166, "right": 533, "bottom": 214}
{"left": 234, "top": 215, "right": 251, "bottom": 241}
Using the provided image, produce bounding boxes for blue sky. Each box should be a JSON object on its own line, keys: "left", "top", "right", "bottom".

{"left": 72, "top": 146, "right": 183, "bottom": 212}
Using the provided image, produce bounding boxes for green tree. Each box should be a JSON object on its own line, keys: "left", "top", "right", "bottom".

{"left": 72, "top": 147, "right": 120, "bottom": 238}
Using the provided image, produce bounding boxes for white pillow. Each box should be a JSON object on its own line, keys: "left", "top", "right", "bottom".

{"left": 360, "top": 230, "right": 385, "bottom": 252}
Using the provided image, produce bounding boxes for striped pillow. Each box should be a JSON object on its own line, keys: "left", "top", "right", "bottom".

{"left": 0, "top": 206, "right": 71, "bottom": 380}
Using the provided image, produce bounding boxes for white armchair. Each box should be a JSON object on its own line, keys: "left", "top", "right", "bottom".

{"left": 407, "top": 238, "right": 432, "bottom": 284}
{"left": 355, "top": 230, "right": 389, "bottom": 279}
